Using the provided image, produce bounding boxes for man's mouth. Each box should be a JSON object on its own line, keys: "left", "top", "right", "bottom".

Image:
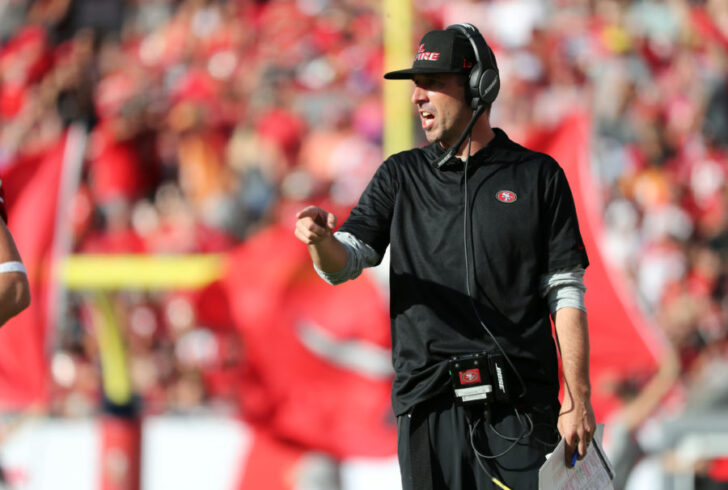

{"left": 420, "top": 111, "right": 435, "bottom": 130}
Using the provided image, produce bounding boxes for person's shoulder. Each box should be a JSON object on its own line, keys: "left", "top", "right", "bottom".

{"left": 495, "top": 130, "right": 554, "bottom": 162}
{"left": 385, "top": 143, "right": 438, "bottom": 166}
{"left": 379, "top": 144, "right": 440, "bottom": 182}
{"left": 495, "top": 130, "right": 561, "bottom": 174}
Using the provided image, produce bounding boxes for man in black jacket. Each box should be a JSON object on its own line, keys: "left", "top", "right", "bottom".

{"left": 294, "top": 24, "right": 595, "bottom": 490}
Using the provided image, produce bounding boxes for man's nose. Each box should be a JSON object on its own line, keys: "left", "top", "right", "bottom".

{"left": 411, "top": 85, "right": 427, "bottom": 104}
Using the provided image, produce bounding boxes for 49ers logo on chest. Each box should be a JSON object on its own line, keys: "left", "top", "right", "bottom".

{"left": 495, "top": 190, "right": 517, "bottom": 203}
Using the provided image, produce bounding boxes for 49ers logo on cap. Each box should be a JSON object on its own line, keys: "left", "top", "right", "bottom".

{"left": 459, "top": 368, "right": 481, "bottom": 385}
{"left": 496, "top": 190, "right": 517, "bottom": 203}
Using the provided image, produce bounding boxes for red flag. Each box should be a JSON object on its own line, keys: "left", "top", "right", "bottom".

{"left": 236, "top": 430, "right": 305, "bottom": 490}
{"left": 224, "top": 224, "right": 396, "bottom": 459}
{"left": 526, "top": 114, "right": 662, "bottom": 418}
{"left": 0, "top": 135, "right": 67, "bottom": 409}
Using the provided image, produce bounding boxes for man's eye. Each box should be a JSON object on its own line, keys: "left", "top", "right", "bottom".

{"left": 416, "top": 79, "right": 439, "bottom": 90}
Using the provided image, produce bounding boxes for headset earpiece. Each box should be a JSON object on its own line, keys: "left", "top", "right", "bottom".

{"left": 477, "top": 68, "right": 499, "bottom": 106}
{"left": 467, "top": 64, "right": 484, "bottom": 109}
{"left": 446, "top": 23, "right": 500, "bottom": 110}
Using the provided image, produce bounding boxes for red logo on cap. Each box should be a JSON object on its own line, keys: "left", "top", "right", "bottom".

{"left": 416, "top": 43, "right": 440, "bottom": 61}
{"left": 496, "top": 190, "right": 517, "bottom": 203}
{"left": 459, "top": 369, "right": 481, "bottom": 385}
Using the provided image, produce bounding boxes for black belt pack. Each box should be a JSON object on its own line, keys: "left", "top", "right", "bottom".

{"left": 448, "top": 352, "right": 512, "bottom": 406}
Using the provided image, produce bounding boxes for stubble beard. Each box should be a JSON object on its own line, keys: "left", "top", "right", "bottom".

{"left": 422, "top": 115, "right": 454, "bottom": 147}
{"left": 425, "top": 111, "right": 469, "bottom": 150}
{"left": 426, "top": 120, "right": 463, "bottom": 150}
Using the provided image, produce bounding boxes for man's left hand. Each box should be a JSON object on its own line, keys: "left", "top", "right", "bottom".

{"left": 558, "top": 396, "right": 596, "bottom": 467}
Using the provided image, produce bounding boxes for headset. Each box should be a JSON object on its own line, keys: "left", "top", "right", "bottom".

{"left": 432, "top": 23, "right": 500, "bottom": 168}
{"left": 446, "top": 23, "right": 500, "bottom": 110}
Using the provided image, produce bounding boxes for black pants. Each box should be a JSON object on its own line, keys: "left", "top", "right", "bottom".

{"left": 397, "top": 396, "right": 560, "bottom": 490}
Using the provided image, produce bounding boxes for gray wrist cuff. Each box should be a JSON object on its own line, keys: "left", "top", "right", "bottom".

{"left": 314, "top": 231, "right": 382, "bottom": 285}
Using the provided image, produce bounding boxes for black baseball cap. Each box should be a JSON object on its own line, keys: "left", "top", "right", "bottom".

{"left": 383, "top": 29, "right": 476, "bottom": 80}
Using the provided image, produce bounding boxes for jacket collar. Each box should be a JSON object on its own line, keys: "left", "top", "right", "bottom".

{"left": 427, "top": 128, "right": 509, "bottom": 169}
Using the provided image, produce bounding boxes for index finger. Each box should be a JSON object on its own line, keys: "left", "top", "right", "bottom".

{"left": 295, "top": 206, "right": 319, "bottom": 219}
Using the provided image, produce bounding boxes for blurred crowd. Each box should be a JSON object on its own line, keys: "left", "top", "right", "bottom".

{"left": 2, "top": 0, "right": 728, "bottom": 486}
{"left": 2, "top": 0, "right": 388, "bottom": 418}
